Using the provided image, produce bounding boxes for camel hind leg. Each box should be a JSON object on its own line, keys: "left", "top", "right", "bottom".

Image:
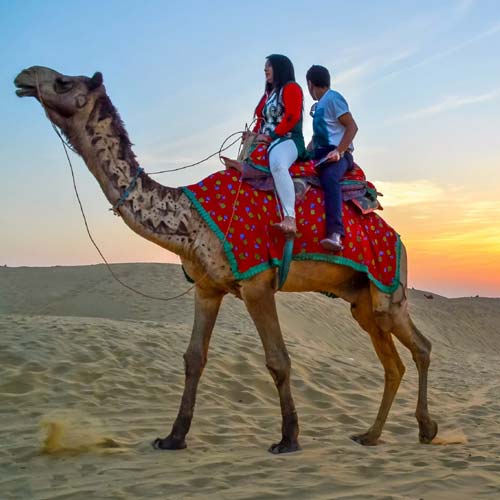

{"left": 350, "top": 287, "right": 406, "bottom": 445}
{"left": 390, "top": 303, "right": 438, "bottom": 443}
{"left": 374, "top": 240, "right": 438, "bottom": 443}
{"left": 370, "top": 270, "right": 438, "bottom": 444}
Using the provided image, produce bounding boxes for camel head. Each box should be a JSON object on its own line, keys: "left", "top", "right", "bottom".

{"left": 14, "top": 66, "right": 104, "bottom": 131}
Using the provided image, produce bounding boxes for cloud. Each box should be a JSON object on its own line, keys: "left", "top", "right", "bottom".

{"left": 378, "top": 181, "right": 500, "bottom": 254}
{"left": 138, "top": 152, "right": 199, "bottom": 167}
{"left": 456, "top": 0, "right": 476, "bottom": 16}
{"left": 332, "top": 11, "right": 500, "bottom": 94}
{"left": 461, "top": 200, "right": 500, "bottom": 225}
{"left": 377, "top": 180, "right": 500, "bottom": 220}
{"left": 334, "top": 49, "right": 416, "bottom": 88}
{"left": 410, "top": 21, "right": 500, "bottom": 68}
{"left": 388, "top": 90, "right": 500, "bottom": 123}
{"left": 417, "top": 226, "right": 500, "bottom": 254}
{"left": 321, "top": 4, "right": 490, "bottom": 92}
{"left": 359, "top": 145, "right": 387, "bottom": 156}
{"left": 335, "top": 61, "right": 374, "bottom": 86}
{"left": 374, "top": 179, "right": 444, "bottom": 207}
{"left": 369, "top": 21, "right": 500, "bottom": 89}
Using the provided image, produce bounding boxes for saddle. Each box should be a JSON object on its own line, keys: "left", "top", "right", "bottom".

{"left": 222, "top": 132, "right": 382, "bottom": 214}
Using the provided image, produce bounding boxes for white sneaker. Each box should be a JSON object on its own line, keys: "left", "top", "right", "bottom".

{"left": 320, "top": 233, "right": 343, "bottom": 252}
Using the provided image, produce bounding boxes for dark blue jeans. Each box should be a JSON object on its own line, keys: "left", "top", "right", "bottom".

{"left": 314, "top": 146, "right": 354, "bottom": 237}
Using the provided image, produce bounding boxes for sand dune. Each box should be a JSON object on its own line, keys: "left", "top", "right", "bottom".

{"left": 1, "top": 264, "right": 499, "bottom": 499}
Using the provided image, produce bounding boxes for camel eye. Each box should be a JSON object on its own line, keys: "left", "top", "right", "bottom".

{"left": 54, "top": 77, "right": 74, "bottom": 94}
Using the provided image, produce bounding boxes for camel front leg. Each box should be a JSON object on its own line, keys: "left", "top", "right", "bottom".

{"left": 153, "top": 286, "right": 225, "bottom": 450}
{"left": 241, "top": 283, "right": 300, "bottom": 454}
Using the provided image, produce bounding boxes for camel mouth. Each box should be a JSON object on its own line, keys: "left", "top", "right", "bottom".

{"left": 14, "top": 71, "right": 38, "bottom": 98}
{"left": 15, "top": 84, "right": 37, "bottom": 97}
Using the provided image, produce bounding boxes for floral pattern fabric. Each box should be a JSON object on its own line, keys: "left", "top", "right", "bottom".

{"left": 182, "top": 170, "right": 400, "bottom": 293}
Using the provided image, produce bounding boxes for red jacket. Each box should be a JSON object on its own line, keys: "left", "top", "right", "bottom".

{"left": 252, "top": 82, "right": 303, "bottom": 138}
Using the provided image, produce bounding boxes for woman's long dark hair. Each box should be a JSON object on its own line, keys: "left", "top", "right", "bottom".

{"left": 265, "top": 54, "right": 296, "bottom": 94}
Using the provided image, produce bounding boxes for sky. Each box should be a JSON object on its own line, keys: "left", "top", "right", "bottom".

{"left": 1, "top": 0, "right": 500, "bottom": 298}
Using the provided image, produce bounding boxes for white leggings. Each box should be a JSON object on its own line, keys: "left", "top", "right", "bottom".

{"left": 268, "top": 139, "right": 298, "bottom": 218}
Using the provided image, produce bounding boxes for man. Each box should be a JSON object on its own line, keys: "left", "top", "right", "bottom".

{"left": 306, "top": 65, "right": 358, "bottom": 251}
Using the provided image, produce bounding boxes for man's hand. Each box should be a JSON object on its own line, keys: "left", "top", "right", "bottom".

{"left": 325, "top": 149, "right": 342, "bottom": 162}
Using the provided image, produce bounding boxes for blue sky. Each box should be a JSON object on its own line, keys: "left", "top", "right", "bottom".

{"left": 2, "top": 0, "right": 500, "bottom": 297}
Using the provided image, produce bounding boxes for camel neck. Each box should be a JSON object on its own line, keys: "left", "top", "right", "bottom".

{"left": 68, "top": 95, "right": 195, "bottom": 259}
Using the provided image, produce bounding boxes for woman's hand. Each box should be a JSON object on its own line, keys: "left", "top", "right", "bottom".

{"left": 256, "top": 134, "right": 272, "bottom": 144}
{"left": 326, "top": 149, "right": 342, "bottom": 162}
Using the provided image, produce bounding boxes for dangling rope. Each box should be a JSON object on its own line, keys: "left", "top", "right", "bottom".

{"left": 35, "top": 72, "right": 244, "bottom": 301}
{"left": 146, "top": 131, "right": 244, "bottom": 175}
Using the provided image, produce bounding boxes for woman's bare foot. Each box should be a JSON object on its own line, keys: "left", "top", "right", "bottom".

{"left": 273, "top": 216, "right": 297, "bottom": 237}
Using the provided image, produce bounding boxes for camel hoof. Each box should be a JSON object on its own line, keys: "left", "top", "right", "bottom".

{"left": 350, "top": 433, "right": 380, "bottom": 446}
{"left": 268, "top": 440, "right": 301, "bottom": 454}
{"left": 419, "top": 420, "right": 438, "bottom": 444}
{"left": 152, "top": 435, "right": 187, "bottom": 451}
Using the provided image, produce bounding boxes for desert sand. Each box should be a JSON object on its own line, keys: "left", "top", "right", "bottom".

{"left": 1, "top": 263, "right": 499, "bottom": 499}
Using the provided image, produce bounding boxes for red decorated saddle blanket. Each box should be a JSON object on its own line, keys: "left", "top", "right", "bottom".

{"left": 182, "top": 170, "right": 400, "bottom": 293}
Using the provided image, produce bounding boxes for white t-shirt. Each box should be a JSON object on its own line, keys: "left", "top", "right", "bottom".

{"left": 312, "top": 89, "right": 354, "bottom": 151}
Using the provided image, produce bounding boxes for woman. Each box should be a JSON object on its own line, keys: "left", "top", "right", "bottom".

{"left": 251, "top": 54, "right": 306, "bottom": 237}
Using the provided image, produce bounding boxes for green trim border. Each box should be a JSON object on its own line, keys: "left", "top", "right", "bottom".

{"left": 249, "top": 163, "right": 271, "bottom": 173}
{"left": 182, "top": 186, "right": 401, "bottom": 294}
{"left": 340, "top": 179, "right": 366, "bottom": 186}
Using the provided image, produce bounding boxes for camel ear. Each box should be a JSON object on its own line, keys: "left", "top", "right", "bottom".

{"left": 88, "top": 71, "right": 103, "bottom": 90}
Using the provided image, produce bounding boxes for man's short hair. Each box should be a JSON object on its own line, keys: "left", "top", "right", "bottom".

{"left": 306, "top": 65, "right": 331, "bottom": 88}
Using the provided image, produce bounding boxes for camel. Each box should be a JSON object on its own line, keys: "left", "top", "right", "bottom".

{"left": 14, "top": 66, "right": 438, "bottom": 454}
